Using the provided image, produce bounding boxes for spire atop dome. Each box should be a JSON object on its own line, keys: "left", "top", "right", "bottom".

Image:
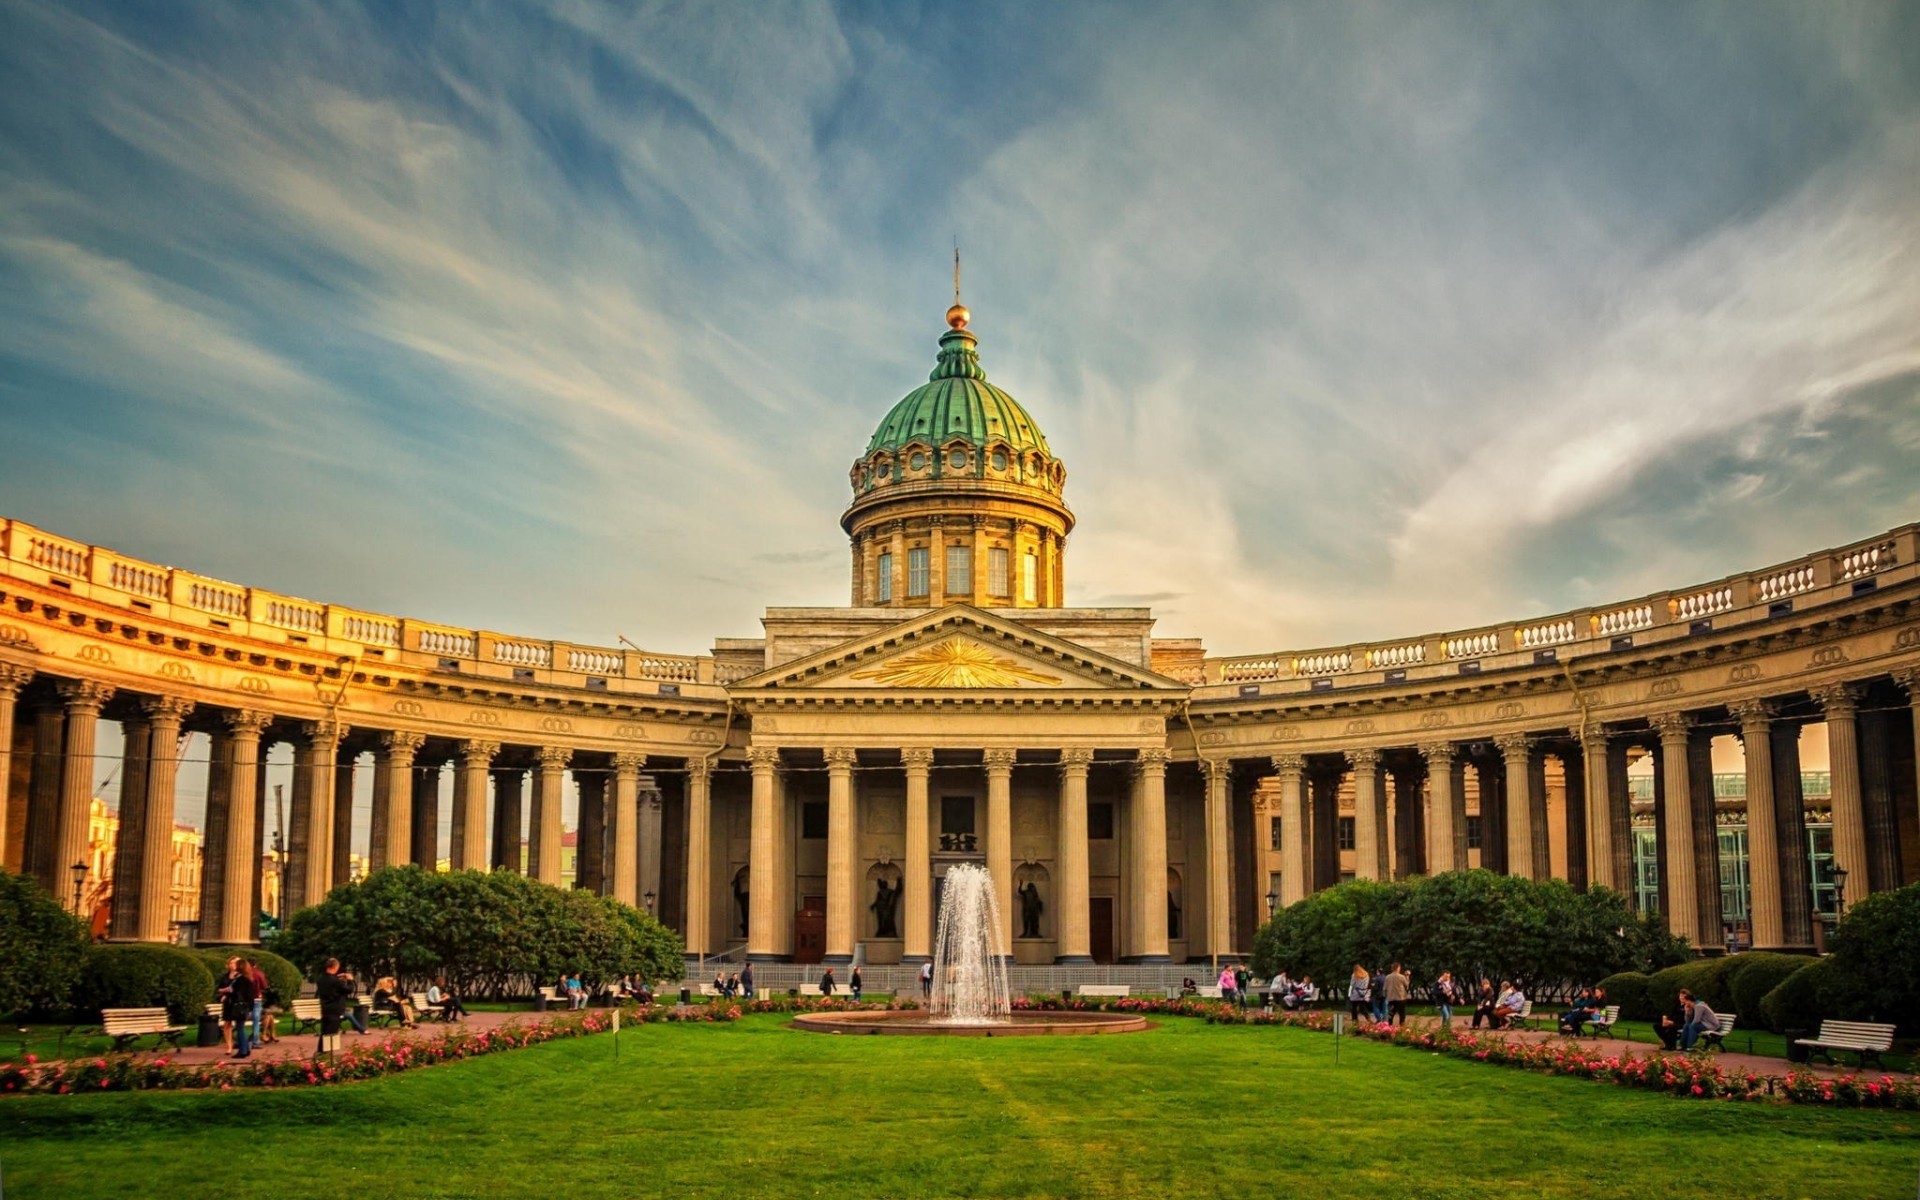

{"left": 946, "top": 243, "right": 970, "bottom": 330}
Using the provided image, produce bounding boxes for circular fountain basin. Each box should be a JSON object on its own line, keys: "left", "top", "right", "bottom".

{"left": 791, "top": 1010, "right": 1148, "bottom": 1036}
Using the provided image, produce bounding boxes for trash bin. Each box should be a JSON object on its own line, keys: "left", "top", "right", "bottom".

{"left": 679, "top": 987, "right": 692, "bottom": 1006}
{"left": 1061, "top": 989, "right": 1071, "bottom": 1002}
{"left": 197, "top": 1012, "right": 223, "bottom": 1048}
{"left": 1785, "top": 1030, "right": 1811, "bottom": 1064}
{"left": 534, "top": 993, "right": 549, "bottom": 1013}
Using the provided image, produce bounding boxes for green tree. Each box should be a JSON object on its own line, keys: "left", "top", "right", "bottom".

{"left": 0, "top": 868, "right": 90, "bottom": 1017}
{"left": 1823, "top": 881, "right": 1920, "bottom": 1031}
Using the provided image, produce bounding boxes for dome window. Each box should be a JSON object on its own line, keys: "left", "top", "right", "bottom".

{"left": 877, "top": 462, "right": 890, "bottom": 478}
{"left": 991, "top": 449, "right": 1008, "bottom": 471}
{"left": 948, "top": 448, "right": 968, "bottom": 469}
{"left": 910, "top": 452, "right": 927, "bottom": 471}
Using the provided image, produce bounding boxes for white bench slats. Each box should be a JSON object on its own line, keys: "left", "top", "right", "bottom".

{"left": 1587, "top": 1005, "right": 1622, "bottom": 1038}
{"left": 101, "top": 1007, "right": 186, "bottom": 1051}
{"left": 1076, "top": 985, "right": 1132, "bottom": 997}
{"left": 1796, "top": 1020, "right": 1897, "bottom": 1068}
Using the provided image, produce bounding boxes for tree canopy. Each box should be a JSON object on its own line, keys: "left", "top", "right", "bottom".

{"left": 0, "top": 868, "right": 91, "bottom": 1017}
{"left": 274, "top": 866, "right": 684, "bottom": 997}
{"left": 1250, "top": 870, "right": 1689, "bottom": 996}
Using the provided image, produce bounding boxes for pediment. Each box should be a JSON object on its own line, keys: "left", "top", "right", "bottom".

{"left": 732, "top": 606, "right": 1186, "bottom": 692}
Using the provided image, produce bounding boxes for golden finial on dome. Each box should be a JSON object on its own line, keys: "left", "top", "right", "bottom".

{"left": 947, "top": 241, "right": 969, "bottom": 329}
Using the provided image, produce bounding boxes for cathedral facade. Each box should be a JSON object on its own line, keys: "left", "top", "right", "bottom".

{"left": 3, "top": 304, "right": 1918, "bottom": 964}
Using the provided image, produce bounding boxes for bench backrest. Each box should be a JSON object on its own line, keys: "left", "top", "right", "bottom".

{"left": 1195, "top": 986, "right": 1224, "bottom": 998}
{"left": 1716, "top": 1014, "right": 1736, "bottom": 1033}
{"left": 1077, "top": 985, "right": 1131, "bottom": 997}
{"left": 290, "top": 998, "right": 322, "bottom": 1018}
{"left": 410, "top": 992, "right": 432, "bottom": 1009}
{"left": 205, "top": 1003, "right": 223, "bottom": 1018}
{"left": 1814, "top": 1020, "right": 1897, "bottom": 1048}
{"left": 1596, "top": 1005, "right": 1620, "bottom": 1024}
{"left": 1515, "top": 1000, "right": 1533, "bottom": 1018}
{"left": 102, "top": 1007, "right": 174, "bottom": 1033}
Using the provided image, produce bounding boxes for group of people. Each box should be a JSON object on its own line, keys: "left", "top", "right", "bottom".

{"left": 1345, "top": 964, "right": 1414, "bottom": 1026}
{"left": 710, "top": 963, "right": 756, "bottom": 1000}
{"left": 1657, "top": 989, "right": 1724, "bottom": 1052}
{"left": 1469, "top": 978, "right": 1530, "bottom": 1029}
{"left": 216, "top": 956, "right": 276, "bottom": 1057}
{"left": 814, "top": 966, "right": 864, "bottom": 999}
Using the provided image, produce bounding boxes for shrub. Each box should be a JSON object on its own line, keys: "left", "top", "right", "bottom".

{"left": 1825, "top": 882, "right": 1920, "bottom": 1033}
{"left": 195, "top": 948, "right": 304, "bottom": 1007}
{"left": 1762, "top": 957, "right": 1837, "bottom": 1033}
{"left": 1596, "top": 972, "right": 1652, "bottom": 1022}
{"left": 1726, "top": 952, "right": 1817, "bottom": 1030}
{"left": 1645, "top": 957, "right": 1736, "bottom": 1020}
{"left": 75, "top": 944, "right": 215, "bottom": 1023}
{"left": 0, "top": 869, "right": 90, "bottom": 1017}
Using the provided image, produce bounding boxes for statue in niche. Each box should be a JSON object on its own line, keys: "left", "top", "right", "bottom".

{"left": 1018, "top": 880, "right": 1044, "bottom": 939}
{"left": 1168, "top": 890, "right": 1183, "bottom": 940}
{"left": 870, "top": 877, "right": 900, "bottom": 939}
{"left": 733, "top": 872, "right": 750, "bottom": 938}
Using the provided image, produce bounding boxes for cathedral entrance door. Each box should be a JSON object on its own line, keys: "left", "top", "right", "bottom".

{"left": 1089, "top": 897, "right": 1116, "bottom": 965}
{"left": 793, "top": 896, "right": 826, "bottom": 964}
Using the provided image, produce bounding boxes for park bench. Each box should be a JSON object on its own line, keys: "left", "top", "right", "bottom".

{"left": 101, "top": 1007, "right": 186, "bottom": 1053}
{"left": 1076, "top": 984, "right": 1133, "bottom": 998}
{"left": 284, "top": 998, "right": 323, "bottom": 1034}
{"left": 1585, "top": 1005, "right": 1622, "bottom": 1039}
{"left": 1690, "top": 1014, "right": 1736, "bottom": 1052}
{"left": 409, "top": 991, "right": 451, "bottom": 1022}
{"left": 1795, "top": 1020, "right": 1897, "bottom": 1069}
{"left": 1494, "top": 999, "right": 1534, "bottom": 1030}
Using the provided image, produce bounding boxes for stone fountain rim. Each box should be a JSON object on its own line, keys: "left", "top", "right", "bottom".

{"left": 789, "top": 1009, "right": 1150, "bottom": 1037}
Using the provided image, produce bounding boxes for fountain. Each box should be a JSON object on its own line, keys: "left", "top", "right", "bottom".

{"left": 790, "top": 863, "right": 1146, "bottom": 1037}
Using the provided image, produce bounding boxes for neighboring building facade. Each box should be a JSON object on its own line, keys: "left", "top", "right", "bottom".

{"left": 1, "top": 304, "right": 1916, "bottom": 964}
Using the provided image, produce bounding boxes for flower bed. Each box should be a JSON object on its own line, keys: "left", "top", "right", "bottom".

{"left": 1013, "top": 994, "right": 1920, "bottom": 1110}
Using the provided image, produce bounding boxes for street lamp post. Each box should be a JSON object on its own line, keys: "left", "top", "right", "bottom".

{"left": 1831, "top": 864, "right": 1849, "bottom": 921}
{"left": 1265, "top": 891, "right": 1278, "bottom": 917}
{"left": 69, "top": 860, "right": 88, "bottom": 919}
{"left": 644, "top": 890, "right": 656, "bottom": 914}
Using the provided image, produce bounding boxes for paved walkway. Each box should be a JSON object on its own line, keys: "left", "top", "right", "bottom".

{"left": 126, "top": 1008, "right": 572, "bottom": 1068}
{"left": 1394, "top": 1015, "right": 1911, "bottom": 1080}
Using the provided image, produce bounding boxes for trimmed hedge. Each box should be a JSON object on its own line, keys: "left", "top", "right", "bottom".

{"left": 1762, "top": 957, "right": 1836, "bottom": 1033}
{"left": 1726, "top": 952, "right": 1817, "bottom": 1031}
{"left": 0, "top": 869, "right": 90, "bottom": 1017}
{"left": 195, "top": 948, "right": 303, "bottom": 1008}
{"left": 1646, "top": 957, "right": 1737, "bottom": 1020}
{"left": 75, "top": 944, "right": 215, "bottom": 1023}
{"left": 1596, "top": 971, "right": 1653, "bottom": 1022}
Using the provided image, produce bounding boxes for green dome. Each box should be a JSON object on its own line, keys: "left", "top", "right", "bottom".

{"left": 864, "top": 327, "right": 1051, "bottom": 457}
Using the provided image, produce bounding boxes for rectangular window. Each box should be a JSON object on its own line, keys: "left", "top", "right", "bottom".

{"left": 876, "top": 552, "right": 893, "bottom": 602}
{"left": 1465, "top": 815, "right": 1483, "bottom": 851}
{"left": 1088, "top": 801, "right": 1116, "bottom": 840}
{"left": 989, "top": 547, "right": 1011, "bottom": 596}
{"left": 1337, "top": 816, "right": 1355, "bottom": 851}
{"left": 940, "top": 796, "right": 975, "bottom": 837}
{"left": 1021, "top": 551, "right": 1038, "bottom": 602}
{"left": 801, "top": 801, "right": 828, "bottom": 840}
{"left": 907, "top": 546, "right": 930, "bottom": 597}
{"left": 945, "top": 545, "right": 970, "bottom": 593}
{"left": 1269, "top": 816, "right": 1283, "bottom": 851}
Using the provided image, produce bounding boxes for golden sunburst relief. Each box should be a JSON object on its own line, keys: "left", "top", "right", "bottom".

{"left": 849, "top": 638, "right": 1064, "bottom": 687}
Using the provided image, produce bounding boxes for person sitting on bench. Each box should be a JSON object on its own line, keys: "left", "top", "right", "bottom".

{"left": 373, "top": 977, "right": 417, "bottom": 1028}
{"left": 1679, "top": 990, "right": 1721, "bottom": 1051}
{"left": 427, "top": 976, "right": 469, "bottom": 1021}
{"left": 1558, "top": 988, "right": 1597, "bottom": 1035}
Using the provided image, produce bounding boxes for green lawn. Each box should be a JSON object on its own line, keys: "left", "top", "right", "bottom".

{"left": 2, "top": 1014, "right": 1916, "bottom": 1199}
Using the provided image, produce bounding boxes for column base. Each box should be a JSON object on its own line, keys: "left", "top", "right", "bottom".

{"left": 822, "top": 953, "right": 854, "bottom": 966}
{"left": 1119, "top": 954, "right": 1174, "bottom": 965}
{"left": 900, "top": 954, "right": 932, "bottom": 966}
{"left": 1053, "top": 954, "right": 1095, "bottom": 966}
{"left": 745, "top": 952, "right": 789, "bottom": 963}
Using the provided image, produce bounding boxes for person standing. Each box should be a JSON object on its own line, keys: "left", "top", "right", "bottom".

{"left": 1347, "top": 965, "right": 1370, "bottom": 1025}
{"left": 221, "top": 957, "right": 257, "bottom": 1058}
{"left": 245, "top": 959, "right": 272, "bottom": 1046}
{"left": 314, "top": 958, "right": 355, "bottom": 1056}
{"left": 1369, "top": 966, "right": 1388, "bottom": 1022}
{"left": 1433, "top": 971, "right": 1457, "bottom": 1028}
{"left": 1384, "top": 963, "right": 1410, "bottom": 1026}
{"left": 1218, "top": 962, "right": 1238, "bottom": 1007}
{"left": 850, "top": 966, "right": 864, "bottom": 1002}
{"left": 919, "top": 959, "right": 932, "bottom": 1000}
{"left": 819, "top": 967, "right": 837, "bottom": 997}
{"left": 740, "top": 961, "right": 755, "bottom": 999}
{"left": 1233, "top": 963, "right": 1251, "bottom": 1011}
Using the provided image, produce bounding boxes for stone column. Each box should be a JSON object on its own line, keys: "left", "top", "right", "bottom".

{"left": 24, "top": 703, "right": 65, "bottom": 890}
{"left": 1581, "top": 728, "right": 1616, "bottom": 892}
{"left": 452, "top": 740, "right": 498, "bottom": 872}
{"left": 927, "top": 516, "right": 946, "bottom": 600}
{"left": 1770, "top": 722, "right": 1814, "bottom": 947}
{"left": 51, "top": 681, "right": 112, "bottom": 912}
{"left": 198, "top": 726, "right": 232, "bottom": 936}
{"left": 746, "top": 747, "right": 780, "bottom": 959}
{"left": 1055, "top": 749, "right": 1093, "bottom": 963}
{"left": 331, "top": 751, "right": 357, "bottom": 887}
{"left": 411, "top": 761, "right": 443, "bottom": 871}
{"left": 824, "top": 747, "right": 856, "bottom": 963}
{"left": 1731, "top": 701, "right": 1783, "bottom": 950}
{"left": 1418, "top": 743, "right": 1456, "bottom": 874}
{"left": 108, "top": 712, "right": 152, "bottom": 940}
{"left": 1651, "top": 712, "right": 1698, "bottom": 942}
{"left": 887, "top": 522, "right": 907, "bottom": 605}
{"left": 209, "top": 711, "right": 269, "bottom": 943}
{"left": 984, "top": 748, "right": 1017, "bottom": 955}
{"left": 1496, "top": 735, "right": 1535, "bottom": 879}
{"left": 1815, "top": 684, "right": 1868, "bottom": 911}
{"left": 290, "top": 723, "right": 342, "bottom": 909}
{"left": 130, "top": 697, "right": 191, "bottom": 942}
{"left": 609, "top": 752, "right": 644, "bottom": 905}
{"left": 683, "top": 758, "right": 712, "bottom": 957}
{"left": 1308, "top": 763, "right": 1340, "bottom": 890}
{"left": 638, "top": 777, "right": 663, "bottom": 912}
{"left": 1202, "top": 758, "right": 1232, "bottom": 961}
{"left": 1687, "top": 727, "right": 1722, "bottom": 947}
{"left": 902, "top": 748, "right": 934, "bottom": 961}
{"left": 1274, "top": 753, "right": 1307, "bottom": 905}
{"left": 1134, "top": 748, "right": 1171, "bottom": 962}
{"left": 971, "top": 515, "right": 991, "bottom": 605}
{"left": 491, "top": 768, "right": 525, "bottom": 872}
{"left": 530, "top": 747, "right": 569, "bottom": 884}
{"left": 1859, "top": 708, "right": 1900, "bottom": 893}
{"left": 1348, "top": 748, "right": 1382, "bottom": 881}
{"left": 1390, "top": 759, "right": 1426, "bottom": 878}
{"left": 373, "top": 732, "right": 423, "bottom": 870}
{"left": 0, "top": 665, "right": 29, "bottom": 878}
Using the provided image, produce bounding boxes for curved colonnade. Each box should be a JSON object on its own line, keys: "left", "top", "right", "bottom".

{"left": 1, "top": 514, "right": 1916, "bottom": 963}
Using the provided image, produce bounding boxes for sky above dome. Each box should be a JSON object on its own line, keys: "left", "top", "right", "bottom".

{"left": 3, "top": 0, "right": 1918, "bottom": 664}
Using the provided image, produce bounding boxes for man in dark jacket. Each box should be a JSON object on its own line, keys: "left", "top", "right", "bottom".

{"left": 221, "top": 957, "right": 258, "bottom": 1058}
{"left": 315, "top": 958, "right": 356, "bottom": 1055}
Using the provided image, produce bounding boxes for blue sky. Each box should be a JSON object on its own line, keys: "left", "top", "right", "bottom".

{"left": 3, "top": 0, "right": 1917, "bottom": 663}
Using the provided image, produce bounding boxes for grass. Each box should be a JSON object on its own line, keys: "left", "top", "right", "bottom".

{"left": 3, "top": 1014, "right": 1917, "bottom": 1199}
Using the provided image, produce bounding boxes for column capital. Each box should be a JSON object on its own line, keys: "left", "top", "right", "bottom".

{"left": 1136, "top": 747, "right": 1172, "bottom": 769}
{"left": 139, "top": 695, "right": 195, "bottom": 724}
{"left": 1493, "top": 732, "right": 1532, "bottom": 758}
{"left": 535, "top": 745, "right": 572, "bottom": 769}
{"left": 983, "top": 748, "right": 1018, "bottom": 773}
{"left": 0, "top": 662, "right": 32, "bottom": 697}
{"left": 56, "top": 679, "right": 114, "bottom": 713}
{"left": 1648, "top": 711, "right": 1691, "bottom": 741}
{"left": 382, "top": 729, "right": 427, "bottom": 756}
{"left": 1577, "top": 724, "right": 1609, "bottom": 753}
{"left": 685, "top": 755, "right": 713, "bottom": 781}
{"left": 824, "top": 747, "right": 857, "bottom": 770}
{"left": 1727, "top": 698, "right": 1774, "bottom": 732}
{"left": 612, "top": 751, "right": 647, "bottom": 776}
{"left": 1271, "top": 752, "right": 1306, "bottom": 777}
{"left": 1813, "top": 682, "right": 1861, "bottom": 720}
{"left": 1345, "top": 747, "right": 1381, "bottom": 770}
{"left": 303, "top": 720, "right": 344, "bottom": 750}
{"left": 746, "top": 746, "right": 781, "bottom": 771}
{"left": 459, "top": 738, "right": 500, "bottom": 765}
{"left": 901, "top": 747, "right": 935, "bottom": 770}
{"left": 1201, "top": 757, "right": 1231, "bottom": 783}
{"left": 1415, "top": 741, "right": 1454, "bottom": 765}
{"left": 224, "top": 709, "right": 273, "bottom": 738}
{"left": 1058, "top": 747, "right": 1094, "bottom": 774}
